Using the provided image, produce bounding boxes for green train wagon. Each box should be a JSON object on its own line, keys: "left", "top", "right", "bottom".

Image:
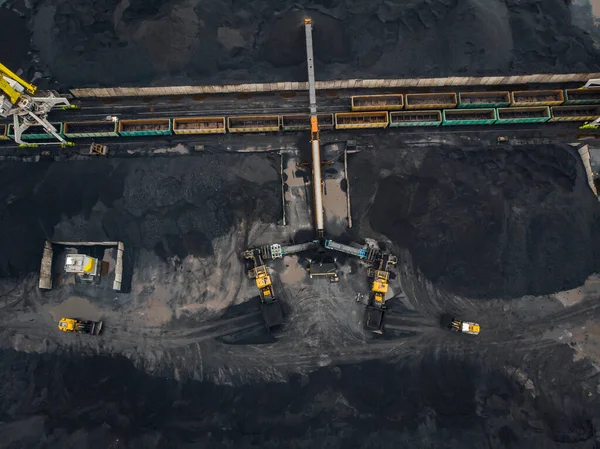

{"left": 564, "top": 88, "right": 600, "bottom": 105}
{"left": 118, "top": 119, "right": 172, "bottom": 137}
{"left": 442, "top": 108, "right": 497, "bottom": 125}
{"left": 8, "top": 122, "right": 64, "bottom": 140}
{"left": 64, "top": 120, "right": 119, "bottom": 138}
{"left": 496, "top": 107, "right": 551, "bottom": 124}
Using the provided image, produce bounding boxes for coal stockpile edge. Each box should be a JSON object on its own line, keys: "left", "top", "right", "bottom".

{"left": 363, "top": 143, "right": 600, "bottom": 299}
{"left": 3, "top": 0, "right": 599, "bottom": 87}
{"left": 0, "top": 346, "right": 597, "bottom": 448}
{"left": 0, "top": 155, "right": 281, "bottom": 279}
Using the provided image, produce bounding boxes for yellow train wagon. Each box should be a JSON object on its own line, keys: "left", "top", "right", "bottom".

{"left": 281, "top": 113, "right": 334, "bottom": 131}
{"left": 405, "top": 92, "right": 457, "bottom": 110}
{"left": 173, "top": 117, "right": 226, "bottom": 134}
{"left": 227, "top": 115, "right": 280, "bottom": 133}
{"left": 351, "top": 94, "right": 404, "bottom": 111}
{"left": 511, "top": 90, "right": 564, "bottom": 107}
{"left": 550, "top": 105, "right": 600, "bottom": 122}
{"left": 335, "top": 112, "right": 389, "bottom": 129}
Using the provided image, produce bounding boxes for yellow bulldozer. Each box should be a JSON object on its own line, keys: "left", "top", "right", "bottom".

{"left": 244, "top": 249, "right": 283, "bottom": 331}
{"left": 365, "top": 254, "right": 397, "bottom": 333}
{"left": 58, "top": 318, "right": 103, "bottom": 335}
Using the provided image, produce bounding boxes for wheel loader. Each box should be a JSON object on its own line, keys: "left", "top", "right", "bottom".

{"left": 440, "top": 314, "right": 480, "bottom": 335}
{"left": 58, "top": 318, "right": 103, "bottom": 335}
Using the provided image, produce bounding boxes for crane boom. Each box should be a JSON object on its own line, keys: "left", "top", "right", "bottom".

{"left": 0, "top": 61, "right": 73, "bottom": 146}
{"left": 304, "top": 18, "right": 325, "bottom": 238}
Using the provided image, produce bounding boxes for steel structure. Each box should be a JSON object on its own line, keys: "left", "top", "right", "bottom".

{"left": 0, "top": 62, "right": 73, "bottom": 146}
{"left": 304, "top": 18, "right": 325, "bottom": 238}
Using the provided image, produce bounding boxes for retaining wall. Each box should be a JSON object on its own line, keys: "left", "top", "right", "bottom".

{"left": 70, "top": 73, "right": 600, "bottom": 98}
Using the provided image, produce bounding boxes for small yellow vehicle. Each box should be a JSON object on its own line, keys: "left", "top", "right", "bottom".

{"left": 58, "top": 318, "right": 103, "bottom": 335}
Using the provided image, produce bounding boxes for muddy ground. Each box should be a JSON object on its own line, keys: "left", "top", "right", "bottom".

{"left": 2, "top": 0, "right": 600, "bottom": 87}
{"left": 0, "top": 136, "right": 598, "bottom": 447}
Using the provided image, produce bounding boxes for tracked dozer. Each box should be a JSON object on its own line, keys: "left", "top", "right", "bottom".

{"left": 58, "top": 318, "right": 103, "bottom": 335}
{"left": 245, "top": 249, "right": 283, "bottom": 331}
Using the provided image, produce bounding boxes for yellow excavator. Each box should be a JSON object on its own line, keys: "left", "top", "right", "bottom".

{"left": 58, "top": 318, "right": 103, "bottom": 335}
{"left": 365, "top": 254, "right": 397, "bottom": 333}
{"left": 244, "top": 249, "right": 283, "bottom": 331}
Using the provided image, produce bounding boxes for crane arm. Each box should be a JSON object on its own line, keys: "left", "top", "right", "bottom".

{"left": 304, "top": 18, "right": 325, "bottom": 237}
{"left": 0, "top": 62, "right": 36, "bottom": 96}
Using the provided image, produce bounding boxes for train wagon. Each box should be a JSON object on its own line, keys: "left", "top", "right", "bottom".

{"left": 118, "top": 119, "right": 171, "bottom": 137}
{"left": 550, "top": 105, "right": 600, "bottom": 122}
{"left": 458, "top": 91, "right": 510, "bottom": 108}
{"left": 281, "top": 113, "right": 334, "bottom": 131}
{"left": 511, "top": 90, "right": 564, "bottom": 107}
{"left": 496, "top": 107, "right": 551, "bottom": 124}
{"left": 389, "top": 111, "right": 442, "bottom": 127}
{"left": 173, "top": 117, "right": 226, "bottom": 134}
{"left": 64, "top": 120, "right": 119, "bottom": 138}
{"left": 227, "top": 115, "right": 280, "bottom": 133}
{"left": 405, "top": 93, "right": 457, "bottom": 110}
{"left": 335, "top": 112, "right": 389, "bottom": 129}
{"left": 8, "top": 122, "right": 64, "bottom": 140}
{"left": 351, "top": 94, "right": 404, "bottom": 111}
{"left": 442, "top": 109, "right": 497, "bottom": 126}
{"left": 563, "top": 88, "right": 600, "bottom": 105}
{"left": 0, "top": 124, "right": 8, "bottom": 140}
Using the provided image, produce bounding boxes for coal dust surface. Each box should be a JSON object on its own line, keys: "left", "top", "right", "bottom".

{"left": 354, "top": 142, "right": 600, "bottom": 299}
{"left": 3, "top": 0, "right": 599, "bottom": 86}
{"left": 0, "top": 346, "right": 598, "bottom": 448}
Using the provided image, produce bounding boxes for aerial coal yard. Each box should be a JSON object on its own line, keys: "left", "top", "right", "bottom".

{"left": 3, "top": 1, "right": 600, "bottom": 448}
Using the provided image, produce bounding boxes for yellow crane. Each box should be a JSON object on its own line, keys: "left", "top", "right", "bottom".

{"left": 0, "top": 61, "right": 76, "bottom": 146}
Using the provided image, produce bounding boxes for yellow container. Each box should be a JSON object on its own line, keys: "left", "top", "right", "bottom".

{"left": 550, "top": 105, "right": 600, "bottom": 122}
{"left": 335, "top": 112, "right": 389, "bottom": 129}
{"left": 227, "top": 115, "right": 280, "bottom": 133}
{"left": 173, "top": 117, "right": 226, "bottom": 134}
{"left": 351, "top": 94, "right": 404, "bottom": 111}
{"left": 405, "top": 92, "right": 457, "bottom": 110}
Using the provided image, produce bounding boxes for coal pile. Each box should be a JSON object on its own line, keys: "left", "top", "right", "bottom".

{"left": 0, "top": 347, "right": 597, "bottom": 448}
{"left": 2, "top": 0, "right": 599, "bottom": 87}
{"left": 367, "top": 144, "right": 600, "bottom": 299}
{"left": 0, "top": 155, "right": 281, "bottom": 278}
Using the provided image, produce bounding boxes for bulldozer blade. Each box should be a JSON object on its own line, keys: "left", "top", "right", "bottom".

{"left": 91, "top": 321, "right": 103, "bottom": 335}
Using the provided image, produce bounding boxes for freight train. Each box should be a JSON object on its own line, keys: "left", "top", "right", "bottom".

{"left": 1, "top": 88, "right": 599, "bottom": 142}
